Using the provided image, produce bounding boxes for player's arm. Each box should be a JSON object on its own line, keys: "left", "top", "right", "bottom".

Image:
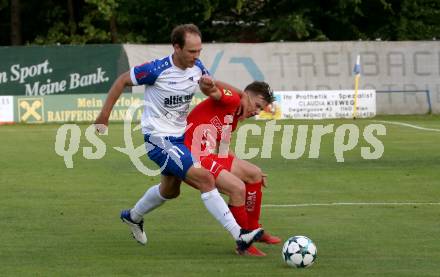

{"left": 214, "top": 80, "right": 243, "bottom": 96}
{"left": 199, "top": 76, "right": 250, "bottom": 118}
{"left": 95, "top": 71, "right": 133, "bottom": 129}
{"left": 214, "top": 80, "right": 250, "bottom": 119}
{"left": 199, "top": 77, "right": 247, "bottom": 101}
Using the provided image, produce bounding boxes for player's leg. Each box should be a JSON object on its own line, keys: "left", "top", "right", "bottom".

{"left": 184, "top": 164, "right": 263, "bottom": 253}
{"left": 230, "top": 158, "right": 281, "bottom": 244}
{"left": 184, "top": 166, "right": 241, "bottom": 236}
{"left": 200, "top": 155, "right": 248, "bottom": 229}
{"left": 230, "top": 158, "right": 262, "bottom": 229}
{"left": 216, "top": 170, "right": 245, "bottom": 206}
{"left": 121, "top": 175, "right": 181, "bottom": 245}
{"left": 121, "top": 134, "right": 185, "bottom": 245}
{"left": 149, "top": 135, "right": 264, "bottom": 252}
{"left": 130, "top": 174, "right": 181, "bottom": 222}
{"left": 215, "top": 170, "right": 248, "bottom": 229}
{"left": 216, "top": 171, "right": 267, "bottom": 256}
{"left": 200, "top": 155, "right": 266, "bottom": 256}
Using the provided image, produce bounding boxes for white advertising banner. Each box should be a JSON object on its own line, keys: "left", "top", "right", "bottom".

{"left": 124, "top": 41, "right": 439, "bottom": 114}
{"left": 0, "top": 96, "right": 14, "bottom": 123}
{"left": 258, "top": 90, "right": 376, "bottom": 120}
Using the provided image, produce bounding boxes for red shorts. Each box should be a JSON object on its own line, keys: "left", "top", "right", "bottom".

{"left": 200, "top": 153, "right": 235, "bottom": 178}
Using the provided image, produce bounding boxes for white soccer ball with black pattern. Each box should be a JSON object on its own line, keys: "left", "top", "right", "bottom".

{"left": 282, "top": 235, "right": 317, "bottom": 268}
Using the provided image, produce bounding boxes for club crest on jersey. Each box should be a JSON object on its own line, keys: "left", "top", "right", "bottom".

{"left": 223, "top": 88, "right": 232, "bottom": 96}
{"left": 164, "top": 94, "right": 193, "bottom": 108}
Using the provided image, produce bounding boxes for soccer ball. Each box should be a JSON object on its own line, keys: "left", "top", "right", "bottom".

{"left": 282, "top": 235, "right": 317, "bottom": 268}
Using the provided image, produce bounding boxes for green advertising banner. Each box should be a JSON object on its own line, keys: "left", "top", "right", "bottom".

{"left": 15, "top": 93, "right": 142, "bottom": 123}
{"left": 14, "top": 92, "right": 207, "bottom": 124}
{"left": 0, "top": 45, "right": 129, "bottom": 96}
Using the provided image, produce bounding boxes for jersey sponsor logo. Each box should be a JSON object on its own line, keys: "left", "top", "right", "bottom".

{"left": 246, "top": 191, "right": 257, "bottom": 211}
{"left": 209, "top": 115, "right": 234, "bottom": 135}
{"left": 223, "top": 88, "right": 232, "bottom": 96}
{"left": 209, "top": 115, "right": 223, "bottom": 133}
{"left": 164, "top": 94, "right": 193, "bottom": 108}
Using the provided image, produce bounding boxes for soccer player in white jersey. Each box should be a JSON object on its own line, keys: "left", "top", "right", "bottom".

{"left": 95, "top": 24, "right": 263, "bottom": 254}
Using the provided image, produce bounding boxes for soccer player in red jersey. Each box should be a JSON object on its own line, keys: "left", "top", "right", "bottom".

{"left": 185, "top": 76, "right": 281, "bottom": 256}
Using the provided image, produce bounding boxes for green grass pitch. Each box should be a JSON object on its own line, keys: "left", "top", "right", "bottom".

{"left": 1, "top": 115, "right": 439, "bottom": 276}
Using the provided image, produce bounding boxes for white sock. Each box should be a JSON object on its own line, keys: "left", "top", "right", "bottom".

{"left": 201, "top": 188, "right": 241, "bottom": 240}
{"left": 131, "top": 184, "right": 168, "bottom": 223}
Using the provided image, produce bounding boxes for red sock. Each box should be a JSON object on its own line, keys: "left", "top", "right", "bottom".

{"left": 245, "top": 181, "right": 262, "bottom": 230}
{"left": 229, "top": 205, "right": 249, "bottom": 230}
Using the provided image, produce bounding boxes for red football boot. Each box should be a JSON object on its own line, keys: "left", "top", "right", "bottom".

{"left": 257, "top": 232, "right": 282, "bottom": 244}
{"left": 236, "top": 245, "right": 266, "bottom": 257}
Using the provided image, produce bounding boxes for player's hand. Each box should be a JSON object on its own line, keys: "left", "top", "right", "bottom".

{"left": 199, "top": 75, "right": 216, "bottom": 92}
{"left": 95, "top": 112, "right": 109, "bottom": 134}
{"left": 262, "top": 172, "right": 268, "bottom": 187}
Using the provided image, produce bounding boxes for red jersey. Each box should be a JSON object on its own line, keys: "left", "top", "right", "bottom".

{"left": 184, "top": 86, "right": 241, "bottom": 158}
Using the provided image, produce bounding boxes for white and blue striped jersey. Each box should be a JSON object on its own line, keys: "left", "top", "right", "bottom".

{"left": 130, "top": 55, "right": 209, "bottom": 137}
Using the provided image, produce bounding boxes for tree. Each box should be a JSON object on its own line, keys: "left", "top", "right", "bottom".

{"left": 33, "top": 0, "right": 119, "bottom": 44}
{"left": 10, "top": 0, "right": 21, "bottom": 45}
{"left": 394, "top": 0, "right": 440, "bottom": 40}
{"left": 1, "top": 0, "right": 439, "bottom": 45}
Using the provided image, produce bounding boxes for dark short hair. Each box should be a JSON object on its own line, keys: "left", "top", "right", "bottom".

{"left": 245, "top": 81, "right": 275, "bottom": 104}
{"left": 171, "top": 24, "right": 202, "bottom": 48}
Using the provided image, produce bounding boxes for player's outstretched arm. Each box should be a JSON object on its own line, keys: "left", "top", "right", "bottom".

{"left": 214, "top": 80, "right": 250, "bottom": 119}
{"left": 199, "top": 77, "right": 250, "bottom": 118}
{"left": 95, "top": 71, "right": 133, "bottom": 130}
{"left": 214, "top": 80, "right": 243, "bottom": 96}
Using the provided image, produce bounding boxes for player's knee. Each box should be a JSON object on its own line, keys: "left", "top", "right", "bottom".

{"left": 245, "top": 165, "right": 263, "bottom": 184}
{"left": 160, "top": 186, "right": 180, "bottom": 199}
{"left": 165, "top": 187, "right": 180, "bottom": 199}
{"left": 232, "top": 183, "right": 246, "bottom": 203}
